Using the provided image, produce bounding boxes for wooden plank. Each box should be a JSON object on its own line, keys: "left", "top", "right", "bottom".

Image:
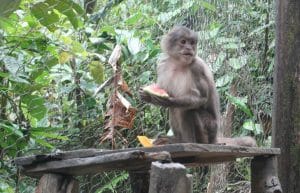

{"left": 15, "top": 143, "right": 280, "bottom": 177}
{"left": 21, "top": 151, "right": 171, "bottom": 178}
{"left": 14, "top": 149, "right": 110, "bottom": 166}
{"left": 15, "top": 143, "right": 280, "bottom": 166}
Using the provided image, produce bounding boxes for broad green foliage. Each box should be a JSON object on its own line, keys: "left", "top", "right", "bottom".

{"left": 89, "top": 61, "right": 104, "bottom": 84}
{"left": 0, "top": 0, "right": 21, "bottom": 18}
{"left": 0, "top": 0, "right": 275, "bottom": 192}
{"left": 31, "top": 0, "right": 84, "bottom": 31}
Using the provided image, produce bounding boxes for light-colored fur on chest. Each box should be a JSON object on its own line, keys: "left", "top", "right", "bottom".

{"left": 157, "top": 58, "right": 196, "bottom": 97}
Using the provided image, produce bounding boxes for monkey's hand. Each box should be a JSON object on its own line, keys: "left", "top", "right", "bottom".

{"left": 139, "top": 88, "right": 153, "bottom": 103}
{"left": 139, "top": 88, "right": 173, "bottom": 107}
{"left": 150, "top": 95, "right": 173, "bottom": 107}
{"left": 153, "top": 136, "right": 174, "bottom": 145}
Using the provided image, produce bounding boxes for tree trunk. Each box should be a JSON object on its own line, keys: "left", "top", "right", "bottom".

{"left": 273, "top": 0, "right": 300, "bottom": 193}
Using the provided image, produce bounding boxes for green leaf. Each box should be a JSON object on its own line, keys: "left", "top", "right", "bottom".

{"left": 0, "top": 17, "right": 15, "bottom": 32}
{"left": 24, "top": 14, "right": 38, "bottom": 28}
{"left": 72, "top": 40, "right": 85, "bottom": 54}
{"left": 216, "top": 75, "right": 233, "bottom": 88}
{"left": 100, "top": 26, "right": 116, "bottom": 35}
{"left": 242, "top": 120, "right": 263, "bottom": 135}
{"left": 35, "top": 71, "right": 52, "bottom": 86}
{"left": 45, "top": 56, "right": 59, "bottom": 68}
{"left": 59, "top": 51, "right": 72, "bottom": 64}
{"left": 0, "top": 71, "right": 9, "bottom": 78}
{"left": 199, "top": 1, "right": 216, "bottom": 12}
{"left": 0, "top": 123, "right": 23, "bottom": 137}
{"left": 96, "top": 172, "right": 129, "bottom": 193}
{"left": 31, "top": 131, "right": 68, "bottom": 140}
{"left": 139, "top": 71, "right": 152, "bottom": 84}
{"left": 125, "top": 12, "right": 143, "bottom": 25}
{"left": 3, "top": 56, "right": 21, "bottom": 75}
{"left": 0, "top": 0, "right": 21, "bottom": 17}
{"left": 128, "top": 37, "right": 142, "bottom": 55}
{"left": 31, "top": 127, "right": 62, "bottom": 132}
{"left": 34, "top": 138, "right": 54, "bottom": 149}
{"left": 89, "top": 61, "right": 104, "bottom": 84}
{"left": 31, "top": 2, "right": 59, "bottom": 31}
{"left": 84, "top": 97, "right": 97, "bottom": 109}
{"left": 229, "top": 56, "right": 247, "bottom": 70}
{"left": 47, "top": 0, "right": 79, "bottom": 29}
{"left": 249, "top": 21, "right": 274, "bottom": 36}
{"left": 21, "top": 95, "right": 47, "bottom": 120}
{"left": 223, "top": 42, "right": 245, "bottom": 50}
{"left": 212, "top": 52, "right": 226, "bottom": 72}
{"left": 216, "top": 37, "right": 240, "bottom": 44}
{"left": 0, "top": 180, "right": 14, "bottom": 193}
{"left": 226, "top": 93, "right": 253, "bottom": 117}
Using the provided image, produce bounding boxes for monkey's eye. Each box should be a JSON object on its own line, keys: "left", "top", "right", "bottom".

{"left": 180, "top": 39, "right": 186, "bottom": 44}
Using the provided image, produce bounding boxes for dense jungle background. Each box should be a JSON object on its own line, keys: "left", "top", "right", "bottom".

{"left": 0, "top": 0, "right": 275, "bottom": 192}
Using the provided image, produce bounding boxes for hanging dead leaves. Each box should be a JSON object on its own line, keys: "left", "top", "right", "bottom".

{"left": 99, "top": 45, "right": 137, "bottom": 148}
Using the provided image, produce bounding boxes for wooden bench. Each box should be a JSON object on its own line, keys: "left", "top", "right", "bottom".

{"left": 14, "top": 143, "right": 282, "bottom": 193}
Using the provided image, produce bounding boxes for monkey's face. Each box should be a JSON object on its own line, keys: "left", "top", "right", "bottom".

{"left": 162, "top": 26, "right": 198, "bottom": 65}
{"left": 175, "top": 37, "right": 197, "bottom": 64}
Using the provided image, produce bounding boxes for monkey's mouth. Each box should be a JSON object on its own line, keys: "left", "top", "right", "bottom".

{"left": 182, "top": 52, "right": 194, "bottom": 56}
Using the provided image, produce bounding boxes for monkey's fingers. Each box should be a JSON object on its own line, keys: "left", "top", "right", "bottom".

{"left": 139, "top": 88, "right": 152, "bottom": 103}
{"left": 151, "top": 95, "right": 173, "bottom": 107}
{"left": 153, "top": 137, "right": 172, "bottom": 145}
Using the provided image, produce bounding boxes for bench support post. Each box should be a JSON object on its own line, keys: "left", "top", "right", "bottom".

{"left": 251, "top": 156, "right": 282, "bottom": 193}
{"left": 129, "top": 169, "right": 150, "bottom": 193}
{"left": 148, "top": 161, "right": 193, "bottom": 193}
{"left": 35, "top": 173, "right": 79, "bottom": 193}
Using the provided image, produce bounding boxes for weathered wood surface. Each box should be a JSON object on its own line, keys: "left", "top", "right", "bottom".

{"left": 251, "top": 156, "right": 282, "bottom": 193}
{"left": 129, "top": 169, "right": 150, "bottom": 193}
{"left": 35, "top": 174, "right": 79, "bottom": 193}
{"left": 148, "top": 162, "right": 193, "bottom": 193}
{"left": 17, "top": 151, "right": 171, "bottom": 178}
{"left": 15, "top": 143, "right": 280, "bottom": 178}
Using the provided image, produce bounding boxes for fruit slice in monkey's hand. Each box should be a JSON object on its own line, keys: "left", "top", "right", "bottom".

{"left": 142, "top": 84, "right": 169, "bottom": 98}
{"left": 140, "top": 84, "right": 172, "bottom": 106}
{"left": 137, "top": 136, "right": 153, "bottom": 147}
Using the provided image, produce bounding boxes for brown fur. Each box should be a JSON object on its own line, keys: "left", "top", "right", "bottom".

{"left": 140, "top": 26, "right": 256, "bottom": 147}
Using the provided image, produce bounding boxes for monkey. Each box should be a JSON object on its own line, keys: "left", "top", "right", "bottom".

{"left": 140, "top": 26, "right": 256, "bottom": 147}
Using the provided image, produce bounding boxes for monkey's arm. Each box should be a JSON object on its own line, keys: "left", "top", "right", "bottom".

{"left": 166, "top": 88, "right": 208, "bottom": 109}
{"left": 140, "top": 88, "right": 208, "bottom": 109}
{"left": 139, "top": 88, "right": 172, "bottom": 106}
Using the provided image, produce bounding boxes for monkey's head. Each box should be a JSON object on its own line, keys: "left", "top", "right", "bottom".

{"left": 161, "top": 26, "right": 198, "bottom": 65}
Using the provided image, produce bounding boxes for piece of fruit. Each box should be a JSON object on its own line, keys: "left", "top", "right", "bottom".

{"left": 137, "top": 135, "right": 153, "bottom": 147}
{"left": 143, "top": 84, "right": 169, "bottom": 98}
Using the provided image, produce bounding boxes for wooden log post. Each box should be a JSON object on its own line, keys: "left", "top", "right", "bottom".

{"left": 251, "top": 156, "right": 282, "bottom": 193}
{"left": 129, "top": 151, "right": 172, "bottom": 193}
{"left": 129, "top": 169, "right": 150, "bottom": 193}
{"left": 148, "top": 161, "right": 193, "bottom": 193}
{"left": 35, "top": 174, "right": 79, "bottom": 193}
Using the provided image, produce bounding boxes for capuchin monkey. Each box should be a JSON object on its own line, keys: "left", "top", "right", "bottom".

{"left": 140, "top": 26, "right": 256, "bottom": 147}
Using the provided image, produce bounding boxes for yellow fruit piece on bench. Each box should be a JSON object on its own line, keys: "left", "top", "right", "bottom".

{"left": 137, "top": 136, "right": 153, "bottom": 147}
